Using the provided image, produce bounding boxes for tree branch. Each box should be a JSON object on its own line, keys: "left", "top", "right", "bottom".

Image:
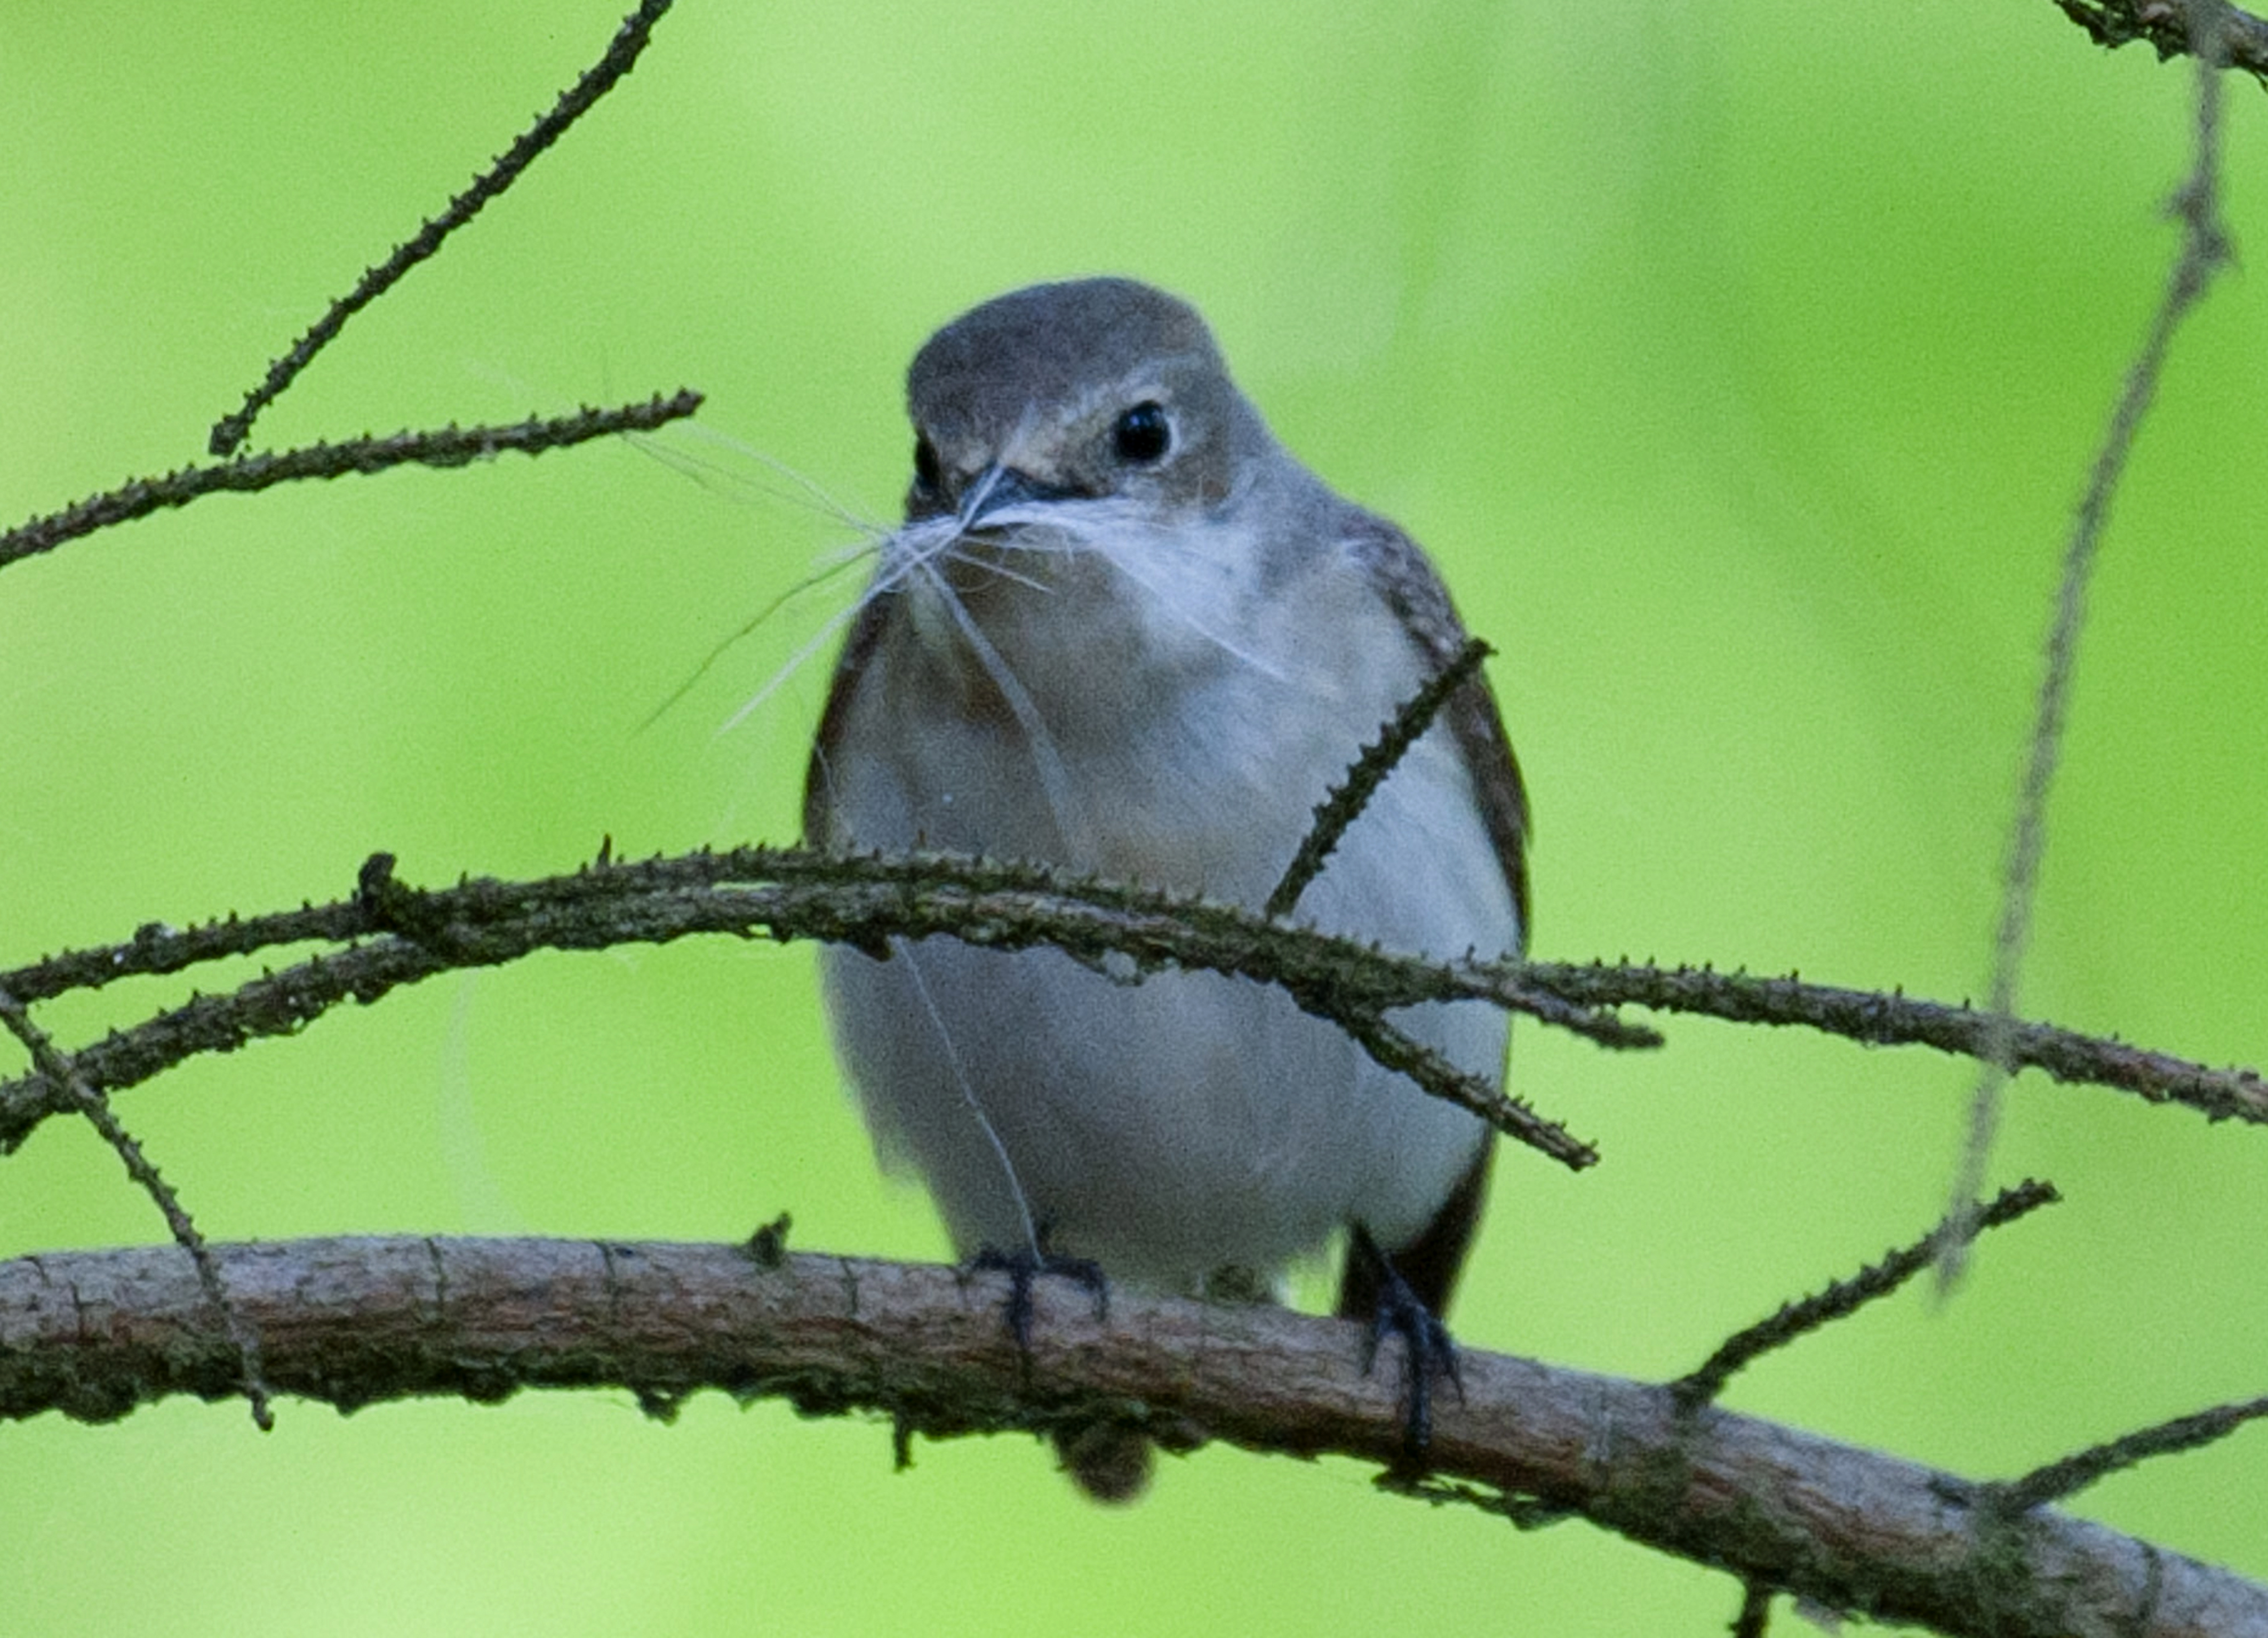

{"left": 0, "top": 989, "right": 271, "bottom": 1427}
{"left": 0, "top": 847, "right": 1636, "bottom": 1168}
{"left": 3, "top": 852, "right": 2256, "bottom": 1164}
{"left": 2053, "top": 0, "right": 2268, "bottom": 83}
{"left": 205, "top": 0, "right": 680, "bottom": 456}
{"left": 3, "top": 1236, "right": 2262, "bottom": 1638}
{"left": 1, "top": 396, "right": 702, "bottom": 574}
{"left": 1531, "top": 959, "right": 2266, "bottom": 1124}
{"left": 1954, "top": 0, "right": 2239, "bottom": 1285}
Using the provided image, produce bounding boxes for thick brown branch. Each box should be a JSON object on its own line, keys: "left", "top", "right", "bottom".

{"left": 2, "top": 1237, "right": 2261, "bottom": 1638}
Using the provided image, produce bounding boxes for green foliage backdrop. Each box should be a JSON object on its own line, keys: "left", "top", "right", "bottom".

{"left": 3, "top": 3, "right": 2264, "bottom": 1633}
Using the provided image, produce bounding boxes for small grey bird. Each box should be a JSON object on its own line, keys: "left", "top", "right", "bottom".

{"left": 804, "top": 278, "right": 1528, "bottom": 1499}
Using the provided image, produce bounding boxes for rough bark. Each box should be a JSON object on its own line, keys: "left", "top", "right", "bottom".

{"left": 3, "top": 1236, "right": 2261, "bottom": 1638}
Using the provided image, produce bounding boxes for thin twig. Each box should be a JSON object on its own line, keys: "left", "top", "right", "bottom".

{"left": 1335, "top": 1009, "right": 1596, "bottom": 1168}
{"left": 2053, "top": 0, "right": 2268, "bottom": 83}
{"left": 0, "top": 900, "right": 369, "bottom": 1008}
{"left": 1945, "top": 0, "right": 2234, "bottom": 1289}
{"left": 4, "top": 855, "right": 2257, "bottom": 1163}
{"left": 0, "top": 988, "right": 271, "bottom": 1428}
{"left": 207, "top": 0, "right": 677, "bottom": 456}
{"left": 3, "top": 395, "right": 702, "bottom": 574}
{"left": 1672, "top": 1181, "right": 2060, "bottom": 1410}
{"left": 1522, "top": 960, "right": 2265, "bottom": 1125}
{"left": 1999, "top": 1393, "right": 2268, "bottom": 1511}
{"left": 1266, "top": 636, "right": 1494, "bottom": 918}
{"left": 0, "top": 849, "right": 1628, "bottom": 1167}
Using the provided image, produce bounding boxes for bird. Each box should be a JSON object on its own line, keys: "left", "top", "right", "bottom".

{"left": 803, "top": 277, "right": 1528, "bottom": 1499}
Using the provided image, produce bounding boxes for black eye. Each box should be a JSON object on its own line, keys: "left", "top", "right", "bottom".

{"left": 1112, "top": 401, "right": 1171, "bottom": 465}
{"left": 912, "top": 435, "right": 942, "bottom": 493}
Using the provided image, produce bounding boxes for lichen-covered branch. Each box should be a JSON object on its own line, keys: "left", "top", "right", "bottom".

{"left": 1955, "top": 0, "right": 2241, "bottom": 1287}
{"left": 2, "top": 1236, "right": 2261, "bottom": 1638}
{"left": 0, "top": 848, "right": 1631, "bottom": 1168}
{"left": 1527, "top": 958, "right": 2266, "bottom": 1124}
{"left": 205, "top": 0, "right": 680, "bottom": 456}
{"left": 2, "top": 851, "right": 2256, "bottom": 1164}
{"left": 2054, "top": 0, "right": 2268, "bottom": 84}
{"left": 1266, "top": 636, "right": 1493, "bottom": 918}
{"left": 1, "top": 396, "right": 702, "bottom": 574}
{"left": 1671, "top": 1180, "right": 2062, "bottom": 1411}
{"left": 0, "top": 989, "right": 270, "bottom": 1426}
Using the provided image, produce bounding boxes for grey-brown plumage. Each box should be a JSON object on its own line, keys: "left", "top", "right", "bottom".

{"left": 805, "top": 278, "right": 1527, "bottom": 1498}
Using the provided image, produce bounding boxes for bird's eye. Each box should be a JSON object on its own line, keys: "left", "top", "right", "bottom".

{"left": 912, "top": 435, "right": 942, "bottom": 493}
{"left": 1112, "top": 401, "right": 1172, "bottom": 465}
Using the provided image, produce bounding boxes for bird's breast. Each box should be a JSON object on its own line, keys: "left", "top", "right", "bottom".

{"left": 825, "top": 541, "right": 1496, "bottom": 933}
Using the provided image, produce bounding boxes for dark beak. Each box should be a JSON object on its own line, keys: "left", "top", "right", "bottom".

{"left": 959, "top": 464, "right": 1077, "bottom": 530}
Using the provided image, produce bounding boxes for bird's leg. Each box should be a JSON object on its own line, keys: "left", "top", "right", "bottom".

{"left": 1350, "top": 1225, "right": 1464, "bottom": 1466}
{"left": 970, "top": 1236, "right": 1109, "bottom": 1356}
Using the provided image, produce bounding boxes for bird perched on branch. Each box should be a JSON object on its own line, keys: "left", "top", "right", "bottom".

{"left": 805, "top": 277, "right": 1528, "bottom": 1499}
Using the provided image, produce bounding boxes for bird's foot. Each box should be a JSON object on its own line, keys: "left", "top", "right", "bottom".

{"left": 969, "top": 1243, "right": 1109, "bottom": 1355}
{"left": 1356, "top": 1241, "right": 1463, "bottom": 1468}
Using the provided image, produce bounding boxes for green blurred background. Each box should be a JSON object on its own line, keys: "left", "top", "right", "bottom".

{"left": 4, "top": 2, "right": 2265, "bottom": 1632}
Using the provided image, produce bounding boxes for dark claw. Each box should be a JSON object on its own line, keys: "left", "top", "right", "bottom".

{"left": 971, "top": 1243, "right": 1108, "bottom": 1355}
{"left": 1354, "top": 1232, "right": 1463, "bottom": 1463}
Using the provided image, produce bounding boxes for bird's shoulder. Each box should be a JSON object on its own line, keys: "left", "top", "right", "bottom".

{"left": 1338, "top": 507, "right": 1531, "bottom": 943}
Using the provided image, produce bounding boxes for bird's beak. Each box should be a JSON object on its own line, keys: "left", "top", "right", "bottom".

{"left": 959, "top": 464, "right": 1076, "bottom": 531}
